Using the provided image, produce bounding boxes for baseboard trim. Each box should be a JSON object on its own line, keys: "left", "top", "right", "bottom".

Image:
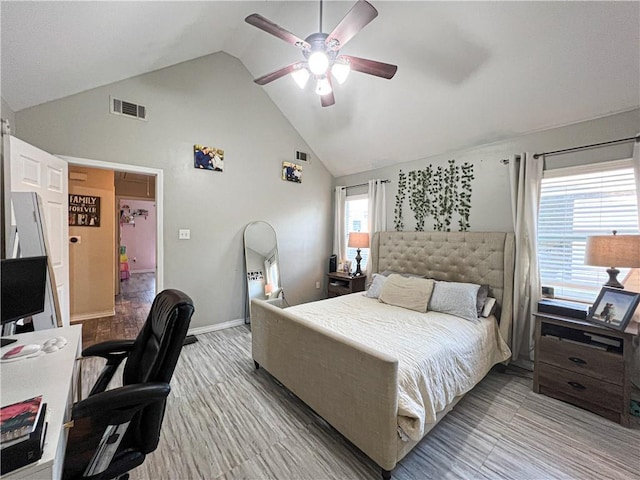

{"left": 188, "top": 319, "right": 245, "bottom": 336}
{"left": 71, "top": 309, "right": 116, "bottom": 323}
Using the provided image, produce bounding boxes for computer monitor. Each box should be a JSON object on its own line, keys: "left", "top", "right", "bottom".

{"left": 1, "top": 256, "right": 48, "bottom": 346}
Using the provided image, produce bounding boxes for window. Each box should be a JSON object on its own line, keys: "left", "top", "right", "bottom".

{"left": 345, "top": 195, "right": 369, "bottom": 270}
{"left": 537, "top": 160, "right": 639, "bottom": 303}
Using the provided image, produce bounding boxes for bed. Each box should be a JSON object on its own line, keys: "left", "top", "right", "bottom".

{"left": 251, "top": 231, "right": 515, "bottom": 478}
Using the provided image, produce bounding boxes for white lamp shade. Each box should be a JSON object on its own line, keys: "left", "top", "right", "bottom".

{"left": 348, "top": 232, "right": 370, "bottom": 249}
{"left": 585, "top": 234, "right": 640, "bottom": 268}
{"left": 331, "top": 62, "right": 350, "bottom": 84}
{"left": 291, "top": 68, "right": 310, "bottom": 89}
{"left": 315, "top": 77, "right": 332, "bottom": 96}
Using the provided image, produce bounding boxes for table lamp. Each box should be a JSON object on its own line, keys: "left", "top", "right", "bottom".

{"left": 584, "top": 231, "right": 640, "bottom": 289}
{"left": 348, "top": 232, "right": 370, "bottom": 276}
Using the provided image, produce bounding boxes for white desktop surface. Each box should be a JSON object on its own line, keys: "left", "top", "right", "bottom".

{"left": 1, "top": 325, "right": 82, "bottom": 479}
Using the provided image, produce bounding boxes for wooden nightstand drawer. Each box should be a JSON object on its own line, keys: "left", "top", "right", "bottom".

{"left": 538, "top": 335, "right": 624, "bottom": 384}
{"left": 328, "top": 284, "right": 351, "bottom": 297}
{"left": 327, "top": 273, "right": 366, "bottom": 298}
{"left": 533, "top": 312, "right": 637, "bottom": 427}
{"left": 537, "top": 362, "right": 624, "bottom": 413}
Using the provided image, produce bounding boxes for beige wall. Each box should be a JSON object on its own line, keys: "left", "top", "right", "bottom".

{"left": 69, "top": 167, "right": 115, "bottom": 320}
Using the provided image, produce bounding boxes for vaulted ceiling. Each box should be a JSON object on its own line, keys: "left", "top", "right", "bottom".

{"left": 2, "top": 1, "right": 638, "bottom": 177}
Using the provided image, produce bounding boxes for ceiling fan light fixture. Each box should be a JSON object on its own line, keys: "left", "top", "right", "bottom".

{"left": 308, "top": 51, "right": 330, "bottom": 75}
{"left": 315, "top": 77, "right": 332, "bottom": 96}
{"left": 291, "top": 67, "right": 310, "bottom": 89}
{"left": 331, "top": 61, "right": 350, "bottom": 84}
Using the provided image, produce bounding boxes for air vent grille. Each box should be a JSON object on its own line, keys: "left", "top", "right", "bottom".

{"left": 295, "top": 150, "right": 309, "bottom": 162}
{"left": 110, "top": 96, "right": 147, "bottom": 121}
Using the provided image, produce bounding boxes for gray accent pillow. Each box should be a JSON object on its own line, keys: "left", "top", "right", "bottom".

{"left": 429, "top": 281, "right": 480, "bottom": 322}
{"left": 476, "top": 284, "right": 490, "bottom": 315}
{"left": 482, "top": 297, "right": 497, "bottom": 317}
{"left": 378, "top": 274, "right": 435, "bottom": 312}
{"left": 365, "top": 273, "right": 388, "bottom": 299}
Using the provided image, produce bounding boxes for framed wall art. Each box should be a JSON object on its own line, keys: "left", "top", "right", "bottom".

{"left": 282, "top": 162, "right": 302, "bottom": 183}
{"left": 69, "top": 194, "right": 100, "bottom": 227}
{"left": 194, "top": 144, "right": 224, "bottom": 172}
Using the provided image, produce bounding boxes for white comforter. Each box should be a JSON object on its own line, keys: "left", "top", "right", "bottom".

{"left": 286, "top": 293, "right": 511, "bottom": 441}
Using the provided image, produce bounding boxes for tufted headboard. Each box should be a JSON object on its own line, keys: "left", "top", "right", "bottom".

{"left": 370, "top": 231, "right": 515, "bottom": 344}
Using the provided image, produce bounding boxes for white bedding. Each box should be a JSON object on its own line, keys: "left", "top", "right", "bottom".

{"left": 286, "top": 293, "right": 511, "bottom": 441}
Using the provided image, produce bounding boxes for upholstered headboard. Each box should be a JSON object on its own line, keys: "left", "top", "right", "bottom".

{"left": 370, "top": 231, "right": 515, "bottom": 343}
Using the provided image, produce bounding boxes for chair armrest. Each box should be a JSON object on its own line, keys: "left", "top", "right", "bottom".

{"left": 72, "top": 383, "right": 171, "bottom": 424}
{"left": 83, "top": 340, "right": 137, "bottom": 396}
{"left": 82, "top": 339, "right": 136, "bottom": 359}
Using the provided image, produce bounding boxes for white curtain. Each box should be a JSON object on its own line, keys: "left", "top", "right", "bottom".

{"left": 633, "top": 134, "right": 640, "bottom": 226}
{"left": 366, "top": 180, "right": 386, "bottom": 275}
{"left": 509, "top": 153, "right": 544, "bottom": 362}
{"left": 333, "top": 186, "right": 347, "bottom": 263}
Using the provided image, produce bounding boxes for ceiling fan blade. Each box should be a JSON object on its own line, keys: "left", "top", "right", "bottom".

{"left": 321, "top": 75, "right": 335, "bottom": 107}
{"left": 245, "top": 14, "right": 311, "bottom": 50}
{"left": 341, "top": 55, "right": 398, "bottom": 79}
{"left": 326, "top": 0, "right": 378, "bottom": 51}
{"left": 254, "top": 62, "right": 306, "bottom": 85}
{"left": 321, "top": 90, "right": 335, "bottom": 107}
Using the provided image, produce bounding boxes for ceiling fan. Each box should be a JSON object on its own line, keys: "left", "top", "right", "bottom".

{"left": 245, "top": 0, "right": 398, "bottom": 107}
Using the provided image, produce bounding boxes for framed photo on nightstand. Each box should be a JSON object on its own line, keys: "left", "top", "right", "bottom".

{"left": 586, "top": 287, "right": 640, "bottom": 331}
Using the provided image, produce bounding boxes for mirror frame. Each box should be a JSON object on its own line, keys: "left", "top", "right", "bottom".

{"left": 243, "top": 221, "right": 283, "bottom": 322}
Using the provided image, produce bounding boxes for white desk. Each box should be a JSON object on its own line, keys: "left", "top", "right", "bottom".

{"left": 1, "top": 325, "right": 82, "bottom": 480}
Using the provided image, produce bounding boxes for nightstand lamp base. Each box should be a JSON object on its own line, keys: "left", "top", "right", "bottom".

{"left": 354, "top": 249, "right": 363, "bottom": 276}
{"left": 604, "top": 267, "right": 624, "bottom": 289}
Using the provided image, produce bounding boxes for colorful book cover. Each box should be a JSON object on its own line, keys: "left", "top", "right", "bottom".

{"left": 0, "top": 396, "right": 43, "bottom": 444}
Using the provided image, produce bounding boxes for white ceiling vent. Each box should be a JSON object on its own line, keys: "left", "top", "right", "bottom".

{"left": 109, "top": 96, "right": 147, "bottom": 121}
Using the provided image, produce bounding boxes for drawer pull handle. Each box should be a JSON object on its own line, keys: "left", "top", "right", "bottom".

{"left": 567, "top": 381, "right": 586, "bottom": 390}
{"left": 568, "top": 357, "right": 586, "bottom": 365}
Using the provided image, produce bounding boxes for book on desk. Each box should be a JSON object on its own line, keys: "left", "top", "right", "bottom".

{"left": 1, "top": 396, "right": 48, "bottom": 475}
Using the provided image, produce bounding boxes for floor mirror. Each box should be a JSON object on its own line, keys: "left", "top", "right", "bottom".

{"left": 243, "top": 221, "right": 285, "bottom": 322}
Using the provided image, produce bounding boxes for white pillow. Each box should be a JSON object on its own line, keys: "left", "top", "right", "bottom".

{"left": 364, "top": 273, "right": 388, "bottom": 299}
{"left": 482, "top": 297, "right": 497, "bottom": 317}
{"left": 428, "top": 281, "right": 480, "bottom": 322}
{"left": 378, "top": 274, "right": 435, "bottom": 312}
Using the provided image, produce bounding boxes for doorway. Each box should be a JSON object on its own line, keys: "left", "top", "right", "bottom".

{"left": 60, "top": 156, "right": 163, "bottom": 348}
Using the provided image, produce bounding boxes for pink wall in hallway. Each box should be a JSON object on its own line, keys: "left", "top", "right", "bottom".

{"left": 120, "top": 199, "right": 156, "bottom": 273}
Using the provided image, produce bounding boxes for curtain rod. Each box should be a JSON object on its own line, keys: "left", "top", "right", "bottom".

{"left": 500, "top": 134, "right": 639, "bottom": 164}
{"left": 532, "top": 135, "right": 639, "bottom": 159}
{"left": 341, "top": 179, "right": 391, "bottom": 189}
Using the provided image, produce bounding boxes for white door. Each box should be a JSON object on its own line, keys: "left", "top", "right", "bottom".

{"left": 10, "top": 136, "right": 69, "bottom": 326}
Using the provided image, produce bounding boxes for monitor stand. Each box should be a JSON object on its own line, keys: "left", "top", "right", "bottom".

{"left": 1, "top": 338, "right": 18, "bottom": 347}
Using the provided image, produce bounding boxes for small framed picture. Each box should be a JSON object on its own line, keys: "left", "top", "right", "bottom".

{"left": 586, "top": 287, "right": 640, "bottom": 331}
{"left": 282, "top": 162, "right": 302, "bottom": 183}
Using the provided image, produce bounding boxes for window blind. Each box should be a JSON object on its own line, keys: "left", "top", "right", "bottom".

{"left": 538, "top": 161, "right": 639, "bottom": 302}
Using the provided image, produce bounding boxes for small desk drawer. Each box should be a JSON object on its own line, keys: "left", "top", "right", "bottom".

{"left": 536, "top": 362, "right": 624, "bottom": 413}
{"left": 538, "top": 335, "right": 623, "bottom": 385}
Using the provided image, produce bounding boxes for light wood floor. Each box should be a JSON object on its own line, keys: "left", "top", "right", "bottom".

{"left": 78, "top": 272, "right": 155, "bottom": 349}
{"left": 80, "top": 325, "right": 640, "bottom": 480}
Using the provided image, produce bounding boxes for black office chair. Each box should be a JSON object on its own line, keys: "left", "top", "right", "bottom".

{"left": 62, "top": 289, "right": 195, "bottom": 480}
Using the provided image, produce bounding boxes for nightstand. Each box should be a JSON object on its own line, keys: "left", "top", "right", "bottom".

{"left": 327, "top": 272, "right": 366, "bottom": 298}
{"left": 533, "top": 312, "right": 638, "bottom": 427}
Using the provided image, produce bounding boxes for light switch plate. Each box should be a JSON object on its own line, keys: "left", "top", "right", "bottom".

{"left": 179, "top": 229, "right": 190, "bottom": 240}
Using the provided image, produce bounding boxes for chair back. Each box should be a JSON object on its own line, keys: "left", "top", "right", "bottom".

{"left": 123, "top": 289, "right": 194, "bottom": 452}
